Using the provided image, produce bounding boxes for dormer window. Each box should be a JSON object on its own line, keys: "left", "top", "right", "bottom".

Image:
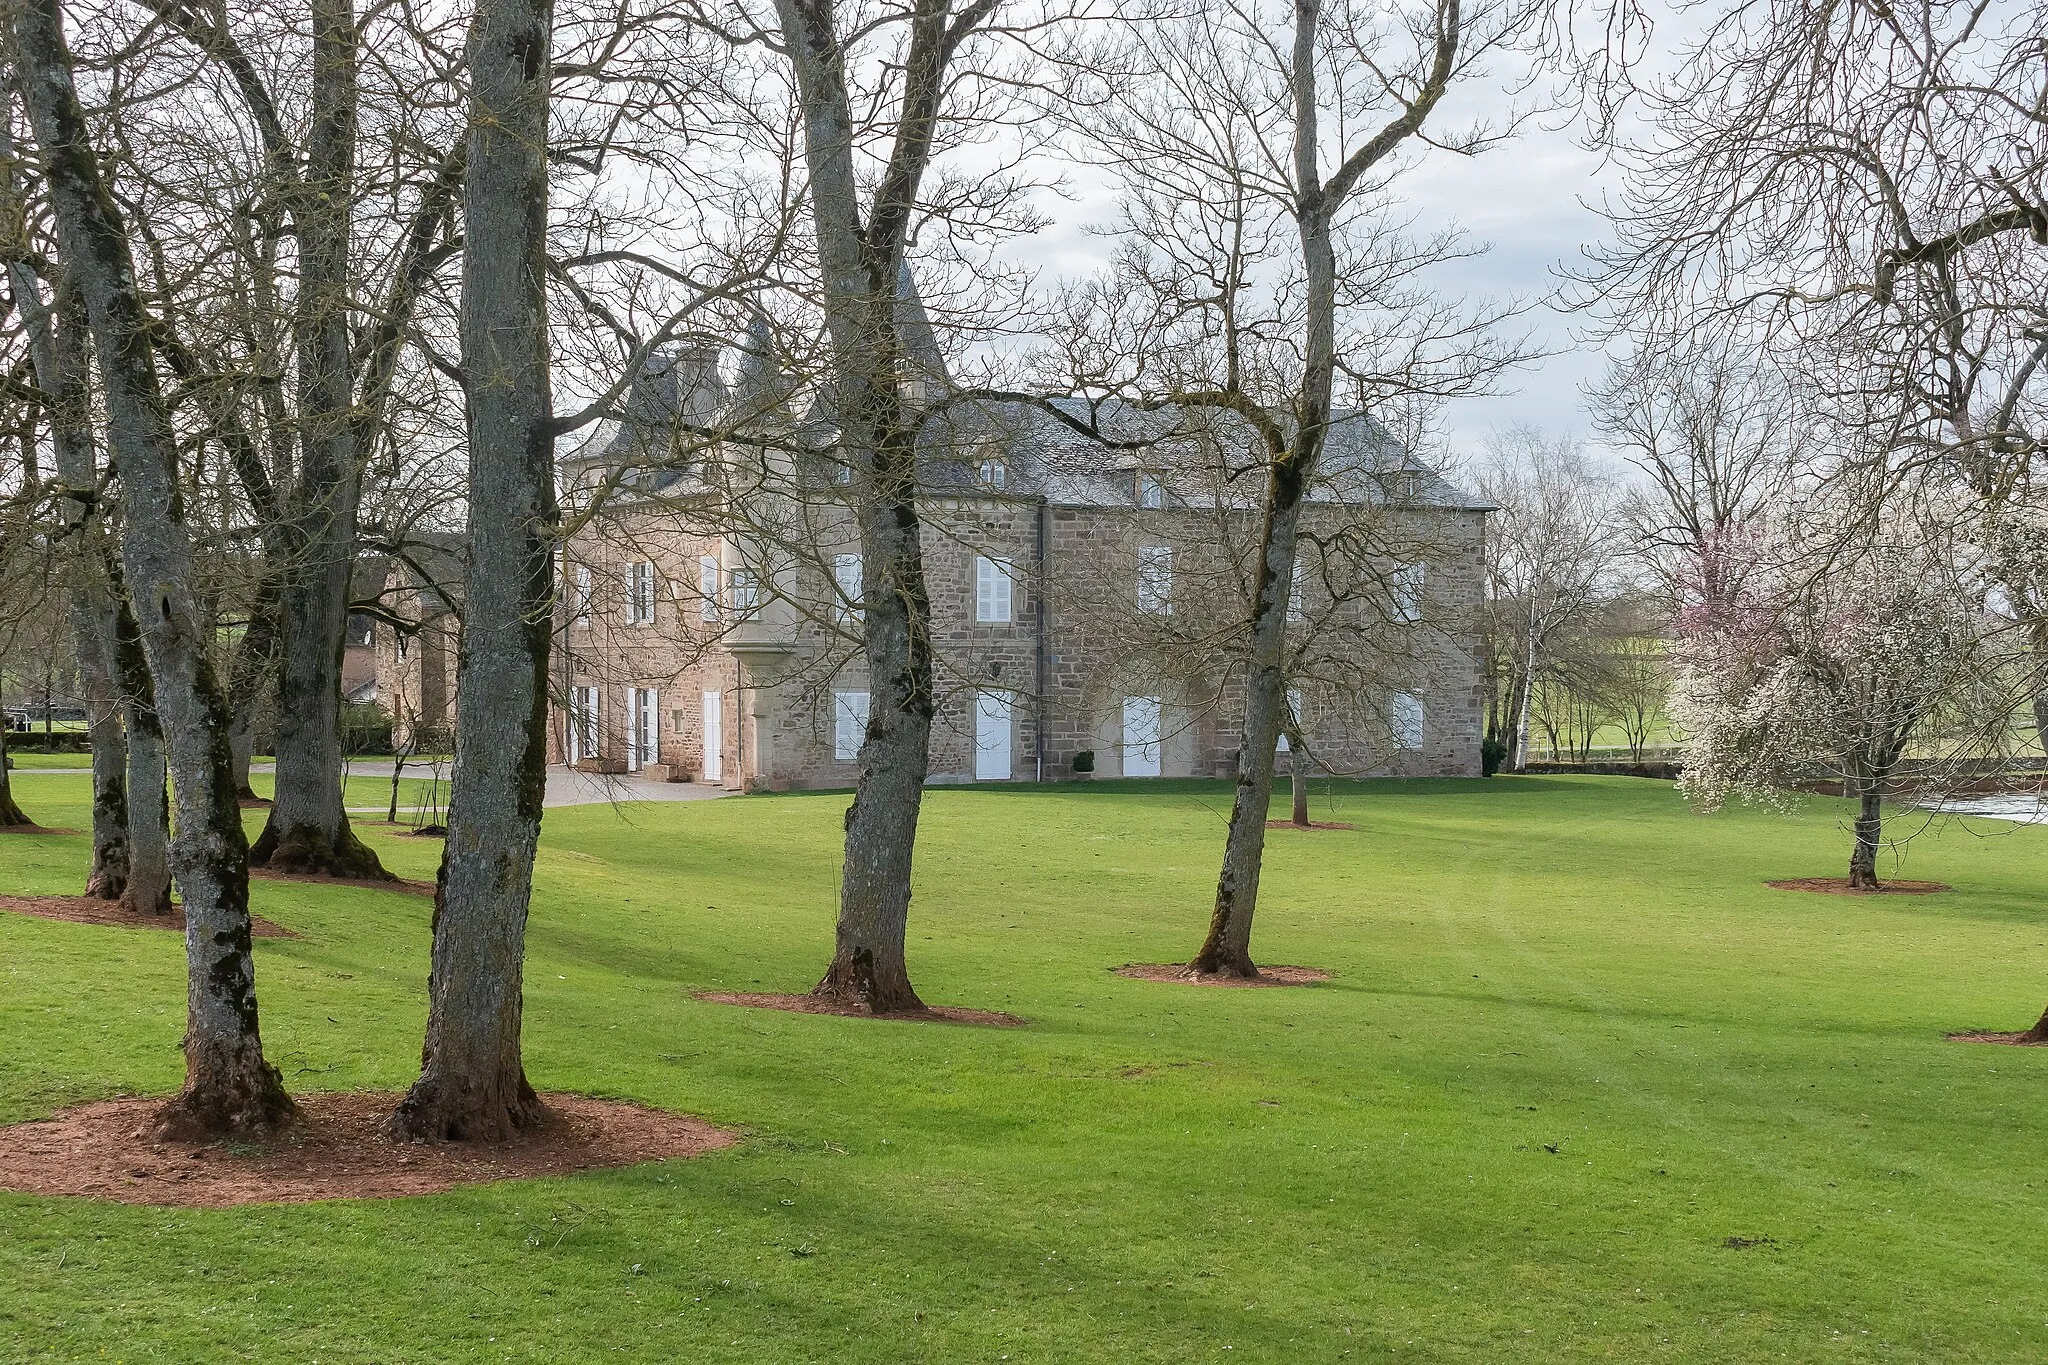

{"left": 978, "top": 457, "right": 1006, "bottom": 491}
{"left": 1137, "top": 471, "right": 1167, "bottom": 509}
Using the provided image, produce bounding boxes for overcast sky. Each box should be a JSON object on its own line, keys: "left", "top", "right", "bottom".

{"left": 1002, "top": 55, "right": 1638, "bottom": 474}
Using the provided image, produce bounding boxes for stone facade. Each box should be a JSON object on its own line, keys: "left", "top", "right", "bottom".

{"left": 383, "top": 329, "right": 1491, "bottom": 787}
{"left": 547, "top": 411, "right": 1489, "bottom": 790}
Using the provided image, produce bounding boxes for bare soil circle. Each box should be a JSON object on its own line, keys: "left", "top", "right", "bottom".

{"left": 1766, "top": 877, "right": 1951, "bottom": 896}
{"left": 693, "top": 990, "right": 1025, "bottom": 1028}
{"left": 0, "top": 893, "right": 296, "bottom": 938}
{"left": 1113, "top": 962, "right": 1331, "bottom": 988}
{"left": 249, "top": 866, "right": 435, "bottom": 897}
{"left": 0, "top": 824, "right": 81, "bottom": 836}
{"left": 1947, "top": 1031, "right": 2048, "bottom": 1046}
{"left": 1264, "top": 820, "right": 1357, "bottom": 831}
{"left": 0, "top": 1091, "right": 737, "bottom": 1206}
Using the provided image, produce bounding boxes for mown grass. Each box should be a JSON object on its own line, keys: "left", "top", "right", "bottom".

{"left": 2, "top": 771, "right": 2047, "bottom": 1362}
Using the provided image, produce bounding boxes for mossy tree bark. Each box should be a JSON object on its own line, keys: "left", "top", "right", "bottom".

{"left": 386, "top": 0, "right": 553, "bottom": 1143}
{"left": 15, "top": 0, "right": 291, "bottom": 1134}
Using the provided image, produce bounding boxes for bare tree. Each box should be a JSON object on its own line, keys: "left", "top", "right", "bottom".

{"left": 14, "top": 0, "right": 292, "bottom": 1135}
{"left": 761, "top": 0, "right": 1030, "bottom": 1011}
{"left": 383, "top": 0, "right": 558, "bottom": 1143}
{"left": 1049, "top": 0, "right": 1537, "bottom": 976}
{"left": 1473, "top": 426, "right": 1621, "bottom": 771}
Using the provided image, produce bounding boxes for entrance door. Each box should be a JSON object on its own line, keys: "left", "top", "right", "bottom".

{"left": 1122, "top": 696, "right": 1162, "bottom": 777}
{"left": 701, "top": 689, "right": 723, "bottom": 782}
{"left": 975, "top": 690, "right": 1013, "bottom": 781}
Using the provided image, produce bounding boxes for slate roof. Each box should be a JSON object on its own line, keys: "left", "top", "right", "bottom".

{"left": 560, "top": 268, "right": 1486, "bottom": 514}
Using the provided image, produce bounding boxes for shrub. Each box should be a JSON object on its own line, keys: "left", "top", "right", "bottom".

{"left": 1072, "top": 749, "right": 1095, "bottom": 774}
{"left": 1481, "top": 735, "right": 1507, "bottom": 777}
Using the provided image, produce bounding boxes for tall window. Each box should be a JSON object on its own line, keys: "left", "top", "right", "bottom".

{"left": 572, "top": 563, "right": 592, "bottom": 628}
{"left": 834, "top": 552, "right": 862, "bottom": 626}
{"left": 729, "top": 565, "right": 761, "bottom": 619}
{"left": 1137, "top": 545, "right": 1173, "bottom": 614}
{"left": 833, "top": 690, "right": 870, "bottom": 761}
{"left": 624, "top": 560, "right": 656, "bottom": 624}
{"left": 1137, "top": 471, "right": 1167, "bottom": 509}
{"left": 628, "top": 686, "right": 659, "bottom": 769}
{"left": 978, "top": 457, "right": 1006, "bottom": 491}
{"left": 1392, "top": 562, "right": 1424, "bottom": 623}
{"left": 975, "top": 555, "right": 1014, "bottom": 623}
{"left": 568, "top": 685, "right": 599, "bottom": 763}
{"left": 1287, "top": 561, "right": 1303, "bottom": 622}
{"left": 1392, "top": 692, "right": 1424, "bottom": 750}
{"left": 698, "top": 555, "right": 720, "bottom": 622}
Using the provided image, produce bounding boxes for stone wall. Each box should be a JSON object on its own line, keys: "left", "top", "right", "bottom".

{"left": 388, "top": 485, "right": 1489, "bottom": 788}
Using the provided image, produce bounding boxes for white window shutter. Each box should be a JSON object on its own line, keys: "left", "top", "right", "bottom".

{"left": 699, "top": 555, "right": 719, "bottom": 622}
{"left": 834, "top": 691, "right": 869, "bottom": 761}
{"left": 834, "top": 553, "right": 861, "bottom": 624}
{"left": 976, "top": 556, "right": 1013, "bottom": 624}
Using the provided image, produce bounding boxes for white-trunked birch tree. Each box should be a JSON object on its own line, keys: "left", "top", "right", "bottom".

{"left": 13, "top": 0, "right": 294, "bottom": 1135}
{"left": 1054, "top": 0, "right": 1536, "bottom": 976}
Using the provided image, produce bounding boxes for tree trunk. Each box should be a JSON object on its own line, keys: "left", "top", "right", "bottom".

{"left": 16, "top": 0, "right": 291, "bottom": 1135}
{"left": 386, "top": 0, "right": 554, "bottom": 1144}
{"left": 227, "top": 574, "right": 282, "bottom": 800}
{"left": 1193, "top": 190, "right": 1335, "bottom": 977}
{"left": 2029, "top": 617, "right": 2048, "bottom": 763}
{"left": 1289, "top": 729, "right": 1310, "bottom": 827}
{"left": 118, "top": 605, "right": 173, "bottom": 918}
{"left": 1848, "top": 776, "right": 1882, "bottom": 890}
{"left": 1511, "top": 633, "right": 1537, "bottom": 771}
{"left": 0, "top": 721, "right": 28, "bottom": 827}
{"left": 817, "top": 450, "right": 933, "bottom": 1011}
{"left": 12, "top": 256, "right": 130, "bottom": 891}
{"left": 249, "top": 0, "right": 388, "bottom": 882}
{"left": 2018, "top": 1002, "right": 2048, "bottom": 1045}
{"left": 771, "top": 0, "right": 962, "bottom": 1014}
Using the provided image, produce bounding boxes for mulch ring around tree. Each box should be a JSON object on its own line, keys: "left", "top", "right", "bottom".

{"left": 1113, "top": 963, "right": 1332, "bottom": 988}
{"left": 0, "top": 1091, "right": 737, "bottom": 1207}
{"left": 0, "top": 893, "right": 296, "bottom": 938}
{"left": 1264, "top": 820, "right": 1357, "bottom": 831}
{"left": 692, "top": 990, "right": 1025, "bottom": 1028}
{"left": 249, "top": 866, "right": 435, "bottom": 897}
{"left": 1946, "top": 1031, "right": 2048, "bottom": 1047}
{"left": 1765, "top": 878, "right": 1951, "bottom": 896}
{"left": 0, "top": 824, "right": 81, "bottom": 836}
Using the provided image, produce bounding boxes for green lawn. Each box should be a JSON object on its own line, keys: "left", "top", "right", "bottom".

{"left": 3, "top": 773, "right": 2047, "bottom": 1362}
{"left": 0, "top": 762, "right": 446, "bottom": 817}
